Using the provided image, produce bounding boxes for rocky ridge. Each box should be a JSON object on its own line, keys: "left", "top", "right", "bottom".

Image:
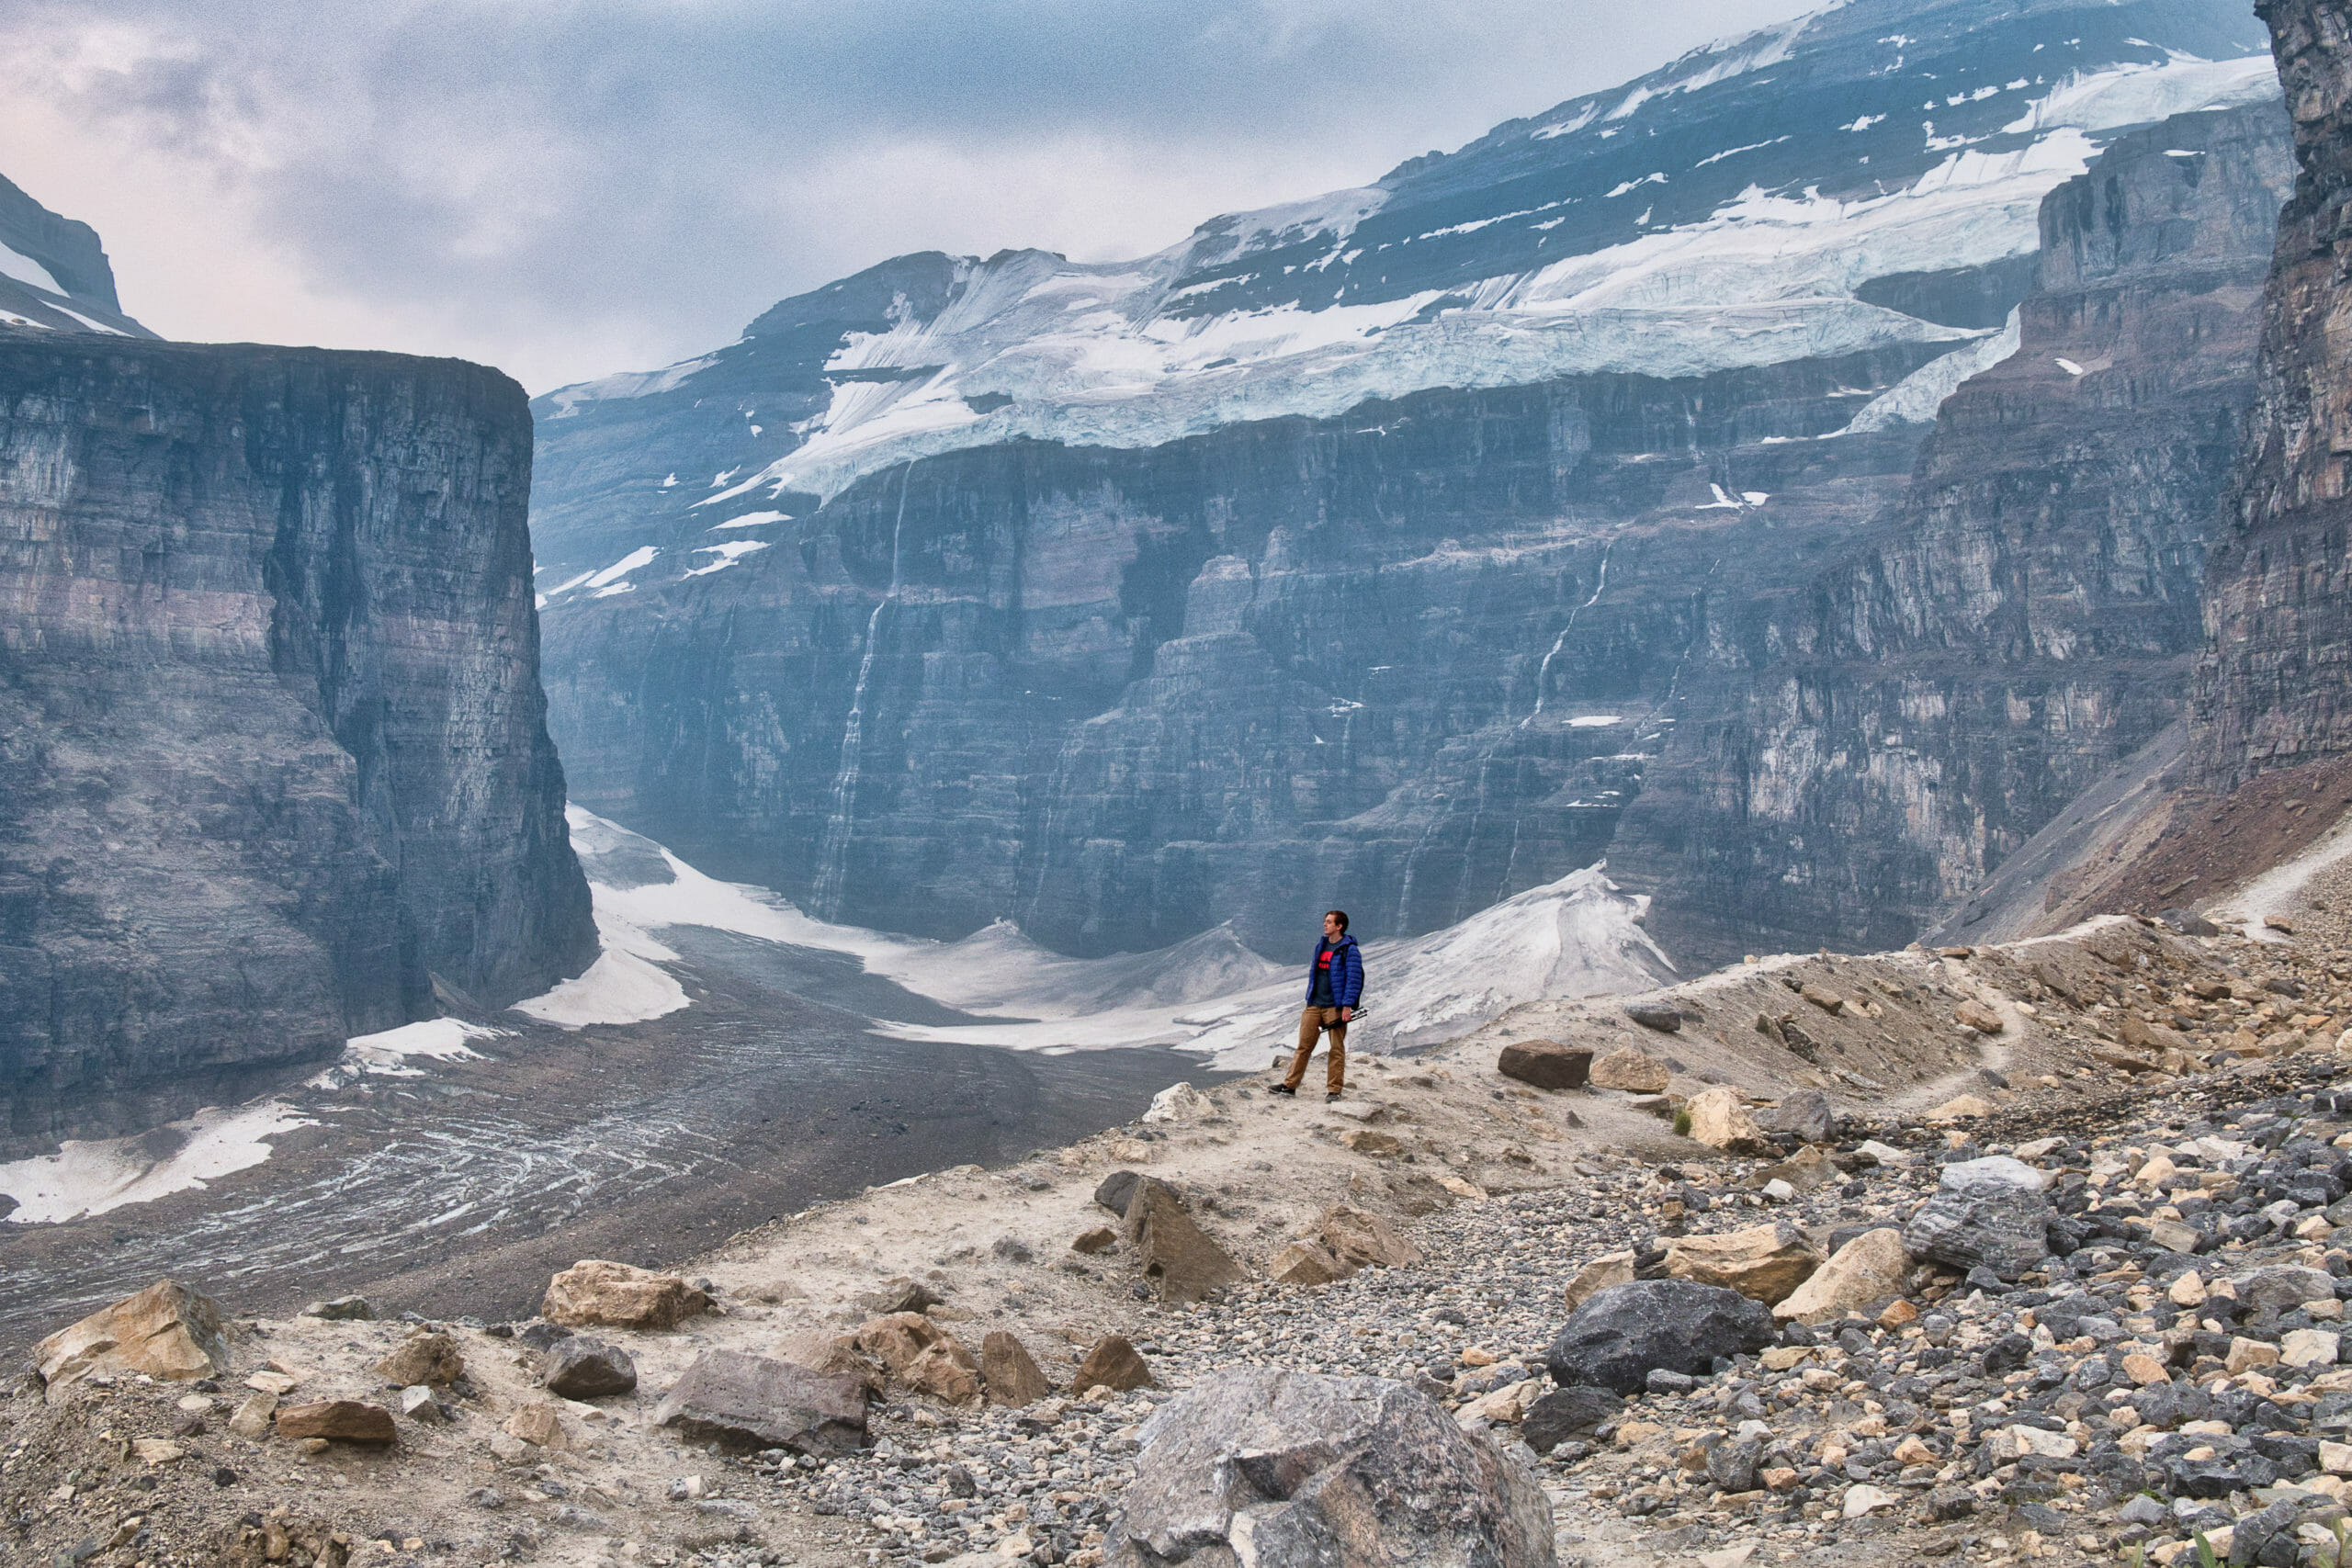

{"left": 18, "top": 829, "right": 2352, "bottom": 1565}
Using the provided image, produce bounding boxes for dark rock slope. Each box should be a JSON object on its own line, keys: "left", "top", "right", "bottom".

{"left": 0, "top": 333, "right": 595, "bottom": 1151}
{"left": 2195, "top": 0, "right": 2352, "bottom": 785}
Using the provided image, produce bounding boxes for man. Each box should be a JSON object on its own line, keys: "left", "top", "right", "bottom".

{"left": 1272, "top": 909, "right": 1363, "bottom": 1101}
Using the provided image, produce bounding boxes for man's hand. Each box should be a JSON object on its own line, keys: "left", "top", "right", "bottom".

{"left": 1340, "top": 1006, "right": 1353, "bottom": 1023}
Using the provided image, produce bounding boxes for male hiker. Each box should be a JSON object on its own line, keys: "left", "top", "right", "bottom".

{"left": 1272, "top": 909, "right": 1363, "bottom": 1101}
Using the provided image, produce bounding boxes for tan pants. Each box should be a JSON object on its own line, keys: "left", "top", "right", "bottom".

{"left": 1284, "top": 1007, "right": 1348, "bottom": 1092}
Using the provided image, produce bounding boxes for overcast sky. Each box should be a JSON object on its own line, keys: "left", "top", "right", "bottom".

{"left": 0, "top": 1, "right": 1818, "bottom": 394}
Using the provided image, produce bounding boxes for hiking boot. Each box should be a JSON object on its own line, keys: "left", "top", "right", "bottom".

{"left": 1326, "top": 1090, "right": 1342, "bottom": 1101}
{"left": 1269, "top": 1083, "right": 1296, "bottom": 1096}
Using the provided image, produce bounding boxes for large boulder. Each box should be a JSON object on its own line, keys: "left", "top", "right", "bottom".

{"left": 1497, "top": 1041, "right": 1591, "bottom": 1091}
{"left": 652, "top": 1349, "right": 869, "bottom": 1455}
{"left": 1683, "top": 1087, "right": 1769, "bottom": 1154}
{"left": 1125, "top": 1179, "right": 1247, "bottom": 1304}
{"left": 1664, "top": 1223, "right": 1823, "bottom": 1306}
{"left": 1104, "top": 1369, "right": 1555, "bottom": 1568}
{"left": 1589, "top": 1046, "right": 1670, "bottom": 1094}
{"left": 1774, "top": 1228, "right": 1912, "bottom": 1324}
{"left": 541, "top": 1260, "right": 710, "bottom": 1330}
{"left": 1320, "top": 1204, "right": 1423, "bottom": 1269}
{"left": 1545, "top": 1280, "right": 1776, "bottom": 1395}
{"left": 1902, "top": 1168, "right": 2054, "bottom": 1281}
{"left": 36, "top": 1280, "right": 230, "bottom": 1388}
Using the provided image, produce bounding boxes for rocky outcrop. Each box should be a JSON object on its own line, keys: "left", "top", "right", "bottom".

{"left": 0, "top": 333, "right": 594, "bottom": 1151}
{"left": 2195, "top": 3, "right": 2352, "bottom": 784}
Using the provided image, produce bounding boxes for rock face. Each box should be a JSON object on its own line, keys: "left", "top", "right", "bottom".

{"left": 526, "top": 7, "right": 2290, "bottom": 975}
{"left": 0, "top": 333, "right": 595, "bottom": 1152}
{"left": 652, "top": 1349, "right": 870, "bottom": 1455}
{"left": 1104, "top": 1368, "right": 1555, "bottom": 1568}
{"left": 1545, "top": 1280, "right": 1777, "bottom": 1395}
{"left": 34, "top": 1280, "right": 228, "bottom": 1388}
{"left": 2195, "top": 2, "right": 2352, "bottom": 784}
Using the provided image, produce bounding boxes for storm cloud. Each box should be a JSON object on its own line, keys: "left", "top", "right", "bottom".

{"left": 0, "top": 0, "right": 1816, "bottom": 390}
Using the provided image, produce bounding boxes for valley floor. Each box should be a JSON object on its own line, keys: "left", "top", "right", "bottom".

{"left": 15, "top": 842, "right": 2352, "bottom": 1567}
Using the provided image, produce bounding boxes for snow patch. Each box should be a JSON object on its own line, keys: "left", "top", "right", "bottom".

{"left": 711, "top": 511, "right": 792, "bottom": 530}
{"left": 2002, "top": 55, "right": 2280, "bottom": 136}
{"left": 684, "top": 540, "right": 771, "bottom": 576}
{"left": 0, "top": 1101, "right": 316, "bottom": 1224}
{"left": 321, "top": 1019, "right": 505, "bottom": 1082}
{"left": 0, "top": 243, "right": 63, "bottom": 296}
{"left": 586, "top": 546, "right": 658, "bottom": 588}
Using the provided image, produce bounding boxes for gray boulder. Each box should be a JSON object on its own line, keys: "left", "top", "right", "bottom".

{"left": 1756, "top": 1090, "right": 1832, "bottom": 1143}
{"left": 1124, "top": 1179, "right": 1246, "bottom": 1305}
{"left": 1902, "top": 1183, "right": 2053, "bottom": 1281}
{"left": 1544, "top": 1280, "right": 1775, "bottom": 1395}
{"left": 543, "top": 1337, "right": 638, "bottom": 1399}
{"left": 1096, "top": 1169, "right": 1144, "bottom": 1217}
{"left": 1105, "top": 1368, "right": 1554, "bottom": 1567}
{"left": 651, "top": 1349, "right": 868, "bottom": 1455}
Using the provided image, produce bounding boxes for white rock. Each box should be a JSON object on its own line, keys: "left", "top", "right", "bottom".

{"left": 2005, "top": 1425, "right": 2078, "bottom": 1460}
{"left": 1940, "top": 1156, "right": 2052, "bottom": 1192}
{"left": 1142, "top": 1083, "right": 1214, "bottom": 1124}
{"left": 1854, "top": 1140, "right": 1911, "bottom": 1166}
{"left": 2282, "top": 1329, "right": 2342, "bottom": 1369}
{"left": 1843, "top": 1483, "right": 1897, "bottom": 1517}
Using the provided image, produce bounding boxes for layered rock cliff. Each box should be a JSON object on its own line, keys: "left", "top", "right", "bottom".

{"left": 0, "top": 333, "right": 595, "bottom": 1150}
{"left": 2194, "top": 0, "right": 2352, "bottom": 784}
{"left": 531, "top": 0, "right": 2292, "bottom": 969}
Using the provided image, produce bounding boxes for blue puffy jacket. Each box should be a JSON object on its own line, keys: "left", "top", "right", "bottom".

{"left": 1305, "top": 934, "right": 1364, "bottom": 1010}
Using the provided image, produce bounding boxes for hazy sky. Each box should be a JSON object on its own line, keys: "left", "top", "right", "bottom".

{"left": 1, "top": 1, "right": 1819, "bottom": 393}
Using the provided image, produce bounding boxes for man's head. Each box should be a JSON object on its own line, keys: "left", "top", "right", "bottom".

{"left": 1323, "top": 909, "right": 1349, "bottom": 939}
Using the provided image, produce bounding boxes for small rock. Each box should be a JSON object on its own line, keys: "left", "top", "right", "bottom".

{"left": 1268, "top": 1239, "right": 1350, "bottom": 1287}
{"left": 1799, "top": 984, "right": 1845, "bottom": 1015}
{"left": 1756, "top": 1089, "right": 1832, "bottom": 1143}
{"left": 131, "top": 1437, "right": 185, "bottom": 1465}
{"left": 1589, "top": 1046, "right": 1671, "bottom": 1094}
{"left": 503, "top": 1404, "right": 571, "bottom": 1450}
{"left": 1923, "top": 1093, "right": 1994, "bottom": 1120}
{"left": 543, "top": 1337, "right": 638, "bottom": 1399}
{"left": 1320, "top": 1204, "right": 1423, "bottom": 1269}
{"left": 373, "top": 1331, "right": 463, "bottom": 1388}
{"left": 541, "top": 1259, "right": 710, "bottom": 1331}
{"left": 1521, "top": 1384, "right": 1623, "bottom": 1452}
{"left": 1124, "top": 1178, "right": 1247, "bottom": 1303}
{"left": 399, "top": 1385, "right": 444, "bottom": 1424}
{"left": 275, "top": 1400, "right": 397, "bottom": 1445}
{"left": 300, "top": 1296, "right": 375, "bottom": 1322}
{"left": 1094, "top": 1169, "right": 1144, "bottom": 1217}
{"left": 1074, "top": 1335, "right": 1154, "bottom": 1393}
{"left": 1843, "top": 1483, "right": 1897, "bottom": 1518}
{"left": 1141, "top": 1083, "right": 1213, "bottom": 1123}
{"left": 1623, "top": 1002, "right": 1681, "bottom": 1034}
{"left": 1683, "top": 1086, "right": 1769, "bottom": 1154}
{"left": 1564, "top": 1250, "right": 1635, "bottom": 1313}
{"left": 1497, "top": 1039, "right": 1593, "bottom": 1090}
{"left": 1664, "top": 1222, "right": 1823, "bottom": 1305}
{"left": 1953, "top": 999, "right": 2004, "bottom": 1033}
{"left": 225, "top": 1392, "right": 276, "bottom": 1438}
{"left": 1774, "top": 1227, "right": 1909, "bottom": 1325}
{"left": 981, "top": 1331, "right": 1054, "bottom": 1407}
{"left": 1340, "top": 1128, "right": 1403, "bottom": 1156}
{"left": 1071, "top": 1227, "right": 1117, "bottom": 1255}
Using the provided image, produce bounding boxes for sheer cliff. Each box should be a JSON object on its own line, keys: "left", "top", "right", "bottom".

{"left": 2195, "top": 0, "right": 2352, "bottom": 785}
{"left": 530, "top": 0, "right": 2290, "bottom": 967}
{"left": 0, "top": 333, "right": 595, "bottom": 1151}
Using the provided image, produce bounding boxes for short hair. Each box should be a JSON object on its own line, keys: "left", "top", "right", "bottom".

{"left": 1324, "top": 908, "right": 1350, "bottom": 932}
